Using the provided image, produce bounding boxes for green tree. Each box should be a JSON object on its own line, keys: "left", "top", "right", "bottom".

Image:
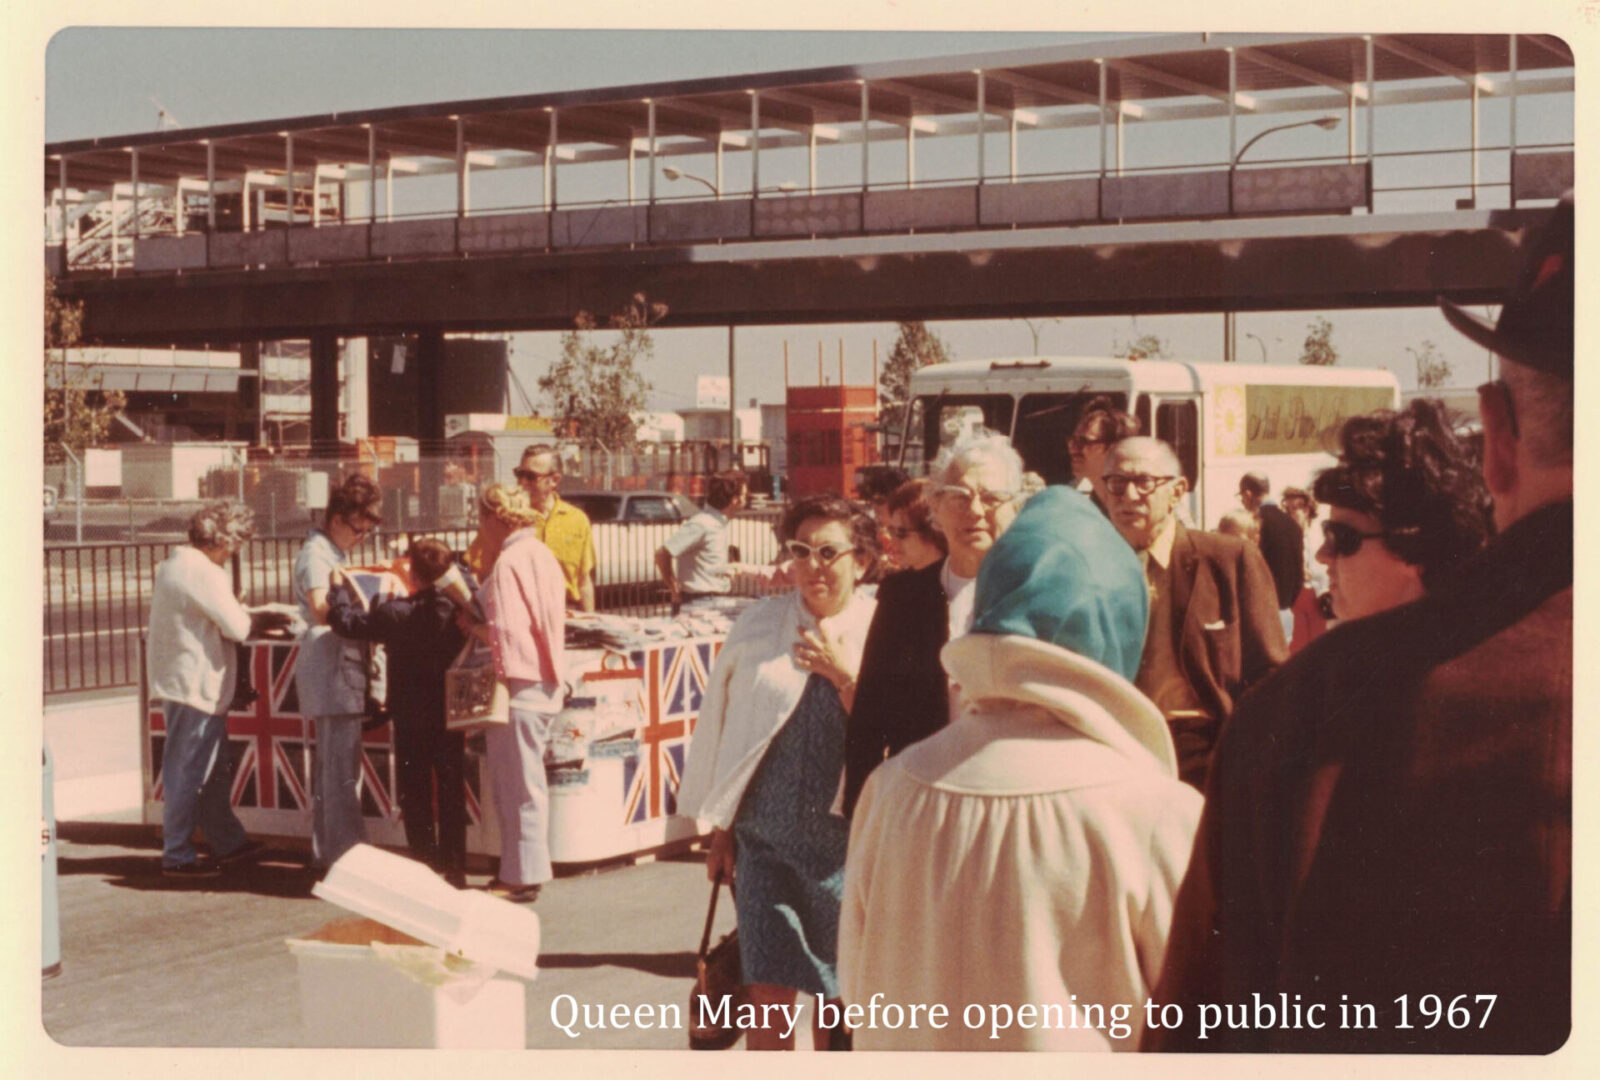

{"left": 1408, "top": 340, "right": 1453, "bottom": 389}
{"left": 1299, "top": 316, "right": 1338, "bottom": 366}
{"left": 538, "top": 293, "right": 666, "bottom": 451}
{"left": 879, "top": 321, "right": 952, "bottom": 427}
{"left": 45, "top": 277, "right": 126, "bottom": 463}
{"left": 1112, "top": 332, "right": 1171, "bottom": 361}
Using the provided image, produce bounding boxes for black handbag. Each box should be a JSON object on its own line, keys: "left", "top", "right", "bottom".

{"left": 688, "top": 874, "right": 744, "bottom": 1050}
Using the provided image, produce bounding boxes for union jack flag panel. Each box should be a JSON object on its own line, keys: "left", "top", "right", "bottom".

{"left": 620, "top": 639, "right": 722, "bottom": 826}
{"left": 147, "top": 639, "right": 480, "bottom": 827}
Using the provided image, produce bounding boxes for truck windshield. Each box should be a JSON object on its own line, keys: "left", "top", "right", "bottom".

{"left": 900, "top": 391, "right": 1128, "bottom": 485}
{"left": 900, "top": 395, "right": 1016, "bottom": 477}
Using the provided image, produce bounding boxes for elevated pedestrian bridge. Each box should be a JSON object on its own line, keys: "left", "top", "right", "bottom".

{"left": 46, "top": 32, "right": 1572, "bottom": 343}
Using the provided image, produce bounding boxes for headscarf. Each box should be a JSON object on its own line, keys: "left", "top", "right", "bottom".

{"left": 970, "top": 486, "right": 1148, "bottom": 683}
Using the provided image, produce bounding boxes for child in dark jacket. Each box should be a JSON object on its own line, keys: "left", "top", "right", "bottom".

{"left": 327, "top": 539, "right": 470, "bottom": 885}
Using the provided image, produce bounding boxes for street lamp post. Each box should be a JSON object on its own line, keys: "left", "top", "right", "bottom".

{"left": 1243, "top": 331, "right": 1268, "bottom": 364}
{"left": 662, "top": 165, "right": 719, "bottom": 198}
{"left": 662, "top": 165, "right": 798, "bottom": 199}
{"left": 1229, "top": 115, "right": 1342, "bottom": 215}
{"left": 1225, "top": 115, "right": 1341, "bottom": 361}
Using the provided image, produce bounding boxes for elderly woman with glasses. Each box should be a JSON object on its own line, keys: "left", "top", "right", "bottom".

{"left": 1311, "top": 399, "right": 1491, "bottom": 622}
{"left": 843, "top": 432, "right": 1024, "bottom": 817}
{"left": 678, "top": 494, "right": 879, "bottom": 1051}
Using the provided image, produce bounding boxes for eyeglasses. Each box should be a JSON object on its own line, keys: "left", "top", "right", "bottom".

{"left": 514, "top": 468, "right": 561, "bottom": 483}
{"left": 1069, "top": 437, "right": 1111, "bottom": 454}
{"left": 887, "top": 525, "right": 920, "bottom": 541}
{"left": 345, "top": 515, "right": 382, "bottom": 537}
{"left": 1319, "top": 519, "right": 1386, "bottom": 558}
{"left": 783, "top": 540, "right": 857, "bottom": 566}
{"left": 1103, "top": 473, "right": 1178, "bottom": 498}
{"left": 937, "top": 485, "right": 1016, "bottom": 511}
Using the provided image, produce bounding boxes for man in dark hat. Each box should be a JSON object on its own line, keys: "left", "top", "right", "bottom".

{"left": 1147, "top": 195, "right": 1572, "bottom": 1053}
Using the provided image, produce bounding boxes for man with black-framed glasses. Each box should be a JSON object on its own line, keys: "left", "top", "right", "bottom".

{"left": 1102, "top": 437, "right": 1286, "bottom": 792}
{"left": 1150, "top": 194, "right": 1573, "bottom": 1053}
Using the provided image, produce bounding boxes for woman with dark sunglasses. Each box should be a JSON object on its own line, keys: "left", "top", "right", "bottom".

{"left": 1310, "top": 399, "right": 1491, "bottom": 622}
{"left": 678, "top": 494, "right": 879, "bottom": 1050}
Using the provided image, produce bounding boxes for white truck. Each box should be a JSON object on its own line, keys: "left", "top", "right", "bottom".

{"left": 899, "top": 357, "right": 1400, "bottom": 530}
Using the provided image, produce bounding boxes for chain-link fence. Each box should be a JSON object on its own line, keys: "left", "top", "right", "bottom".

{"left": 43, "top": 500, "right": 786, "bottom": 695}
{"left": 45, "top": 443, "right": 778, "bottom": 546}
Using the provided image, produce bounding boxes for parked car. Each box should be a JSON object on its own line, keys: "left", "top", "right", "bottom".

{"left": 562, "top": 490, "right": 699, "bottom": 524}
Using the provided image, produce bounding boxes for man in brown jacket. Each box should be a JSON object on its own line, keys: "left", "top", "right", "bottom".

{"left": 1146, "top": 194, "right": 1572, "bottom": 1053}
{"left": 1103, "top": 438, "right": 1288, "bottom": 791}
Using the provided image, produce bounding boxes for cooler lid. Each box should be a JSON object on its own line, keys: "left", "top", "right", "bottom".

{"left": 312, "top": 844, "right": 541, "bottom": 980}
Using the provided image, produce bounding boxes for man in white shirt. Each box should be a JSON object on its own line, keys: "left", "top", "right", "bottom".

{"left": 147, "top": 502, "right": 284, "bottom": 878}
{"left": 656, "top": 472, "right": 748, "bottom": 610}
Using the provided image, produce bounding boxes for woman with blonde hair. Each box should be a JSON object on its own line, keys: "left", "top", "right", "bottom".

{"left": 471, "top": 483, "right": 568, "bottom": 903}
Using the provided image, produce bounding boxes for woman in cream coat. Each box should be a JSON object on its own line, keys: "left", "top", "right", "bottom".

{"left": 678, "top": 494, "right": 878, "bottom": 1051}
{"left": 839, "top": 486, "right": 1201, "bottom": 1051}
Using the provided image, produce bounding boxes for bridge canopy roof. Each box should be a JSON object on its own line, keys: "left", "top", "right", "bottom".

{"left": 45, "top": 32, "right": 1574, "bottom": 196}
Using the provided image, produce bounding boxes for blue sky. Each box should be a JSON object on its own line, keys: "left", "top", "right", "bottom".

{"left": 43, "top": 27, "right": 1573, "bottom": 411}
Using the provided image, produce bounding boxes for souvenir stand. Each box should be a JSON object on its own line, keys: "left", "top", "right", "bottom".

{"left": 139, "top": 599, "right": 756, "bottom": 867}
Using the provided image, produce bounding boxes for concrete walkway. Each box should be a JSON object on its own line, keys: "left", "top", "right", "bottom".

{"left": 44, "top": 690, "right": 145, "bottom": 823}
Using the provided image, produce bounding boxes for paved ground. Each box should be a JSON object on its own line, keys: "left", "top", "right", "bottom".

{"left": 41, "top": 821, "right": 737, "bottom": 1051}
{"left": 35, "top": 687, "right": 761, "bottom": 1057}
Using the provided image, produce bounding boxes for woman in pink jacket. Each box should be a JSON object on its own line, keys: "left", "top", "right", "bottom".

{"left": 473, "top": 484, "right": 567, "bottom": 903}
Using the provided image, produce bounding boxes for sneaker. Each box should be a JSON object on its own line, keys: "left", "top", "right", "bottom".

{"left": 216, "top": 840, "right": 267, "bottom": 866}
{"left": 163, "top": 861, "right": 222, "bottom": 880}
{"left": 486, "top": 879, "right": 541, "bottom": 904}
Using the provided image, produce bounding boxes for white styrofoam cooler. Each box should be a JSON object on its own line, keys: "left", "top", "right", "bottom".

{"left": 287, "top": 844, "right": 540, "bottom": 1048}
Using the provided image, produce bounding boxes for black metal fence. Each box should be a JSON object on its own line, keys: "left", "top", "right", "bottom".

{"left": 43, "top": 510, "right": 784, "bottom": 696}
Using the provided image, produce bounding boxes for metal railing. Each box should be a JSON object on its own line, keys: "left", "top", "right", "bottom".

{"left": 42, "top": 508, "right": 785, "bottom": 696}
{"left": 52, "top": 137, "right": 1575, "bottom": 276}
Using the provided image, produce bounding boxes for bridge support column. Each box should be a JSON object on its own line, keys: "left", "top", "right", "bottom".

{"left": 310, "top": 331, "right": 341, "bottom": 456}
{"left": 416, "top": 328, "right": 446, "bottom": 528}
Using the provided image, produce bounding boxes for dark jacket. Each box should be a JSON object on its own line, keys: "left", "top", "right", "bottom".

{"left": 845, "top": 559, "right": 951, "bottom": 816}
{"left": 327, "top": 583, "right": 466, "bottom": 735}
{"left": 1146, "top": 523, "right": 1288, "bottom": 790}
{"left": 1256, "top": 501, "right": 1305, "bottom": 609}
{"left": 1147, "top": 500, "right": 1571, "bottom": 1053}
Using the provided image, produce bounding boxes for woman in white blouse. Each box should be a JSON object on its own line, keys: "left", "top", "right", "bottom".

{"left": 678, "top": 494, "right": 878, "bottom": 1051}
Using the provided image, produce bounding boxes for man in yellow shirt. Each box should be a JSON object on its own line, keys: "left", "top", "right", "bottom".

{"left": 515, "top": 446, "right": 597, "bottom": 612}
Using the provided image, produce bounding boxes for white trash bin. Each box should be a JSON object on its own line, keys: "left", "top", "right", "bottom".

{"left": 288, "top": 844, "right": 539, "bottom": 1048}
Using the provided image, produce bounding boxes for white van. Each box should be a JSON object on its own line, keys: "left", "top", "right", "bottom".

{"left": 898, "top": 357, "right": 1400, "bottom": 530}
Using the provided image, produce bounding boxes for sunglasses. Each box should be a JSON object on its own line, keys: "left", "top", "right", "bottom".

{"left": 887, "top": 526, "right": 920, "bottom": 541}
{"left": 937, "top": 485, "right": 1016, "bottom": 511}
{"left": 514, "top": 468, "right": 561, "bottom": 482}
{"left": 784, "top": 539, "right": 857, "bottom": 566}
{"left": 1319, "top": 519, "right": 1386, "bottom": 558}
{"left": 1103, "top": 473, "right": 1178, "bottom": 498}
{"left": 1069, "top": 437, "right": 1112, "bottom": 453}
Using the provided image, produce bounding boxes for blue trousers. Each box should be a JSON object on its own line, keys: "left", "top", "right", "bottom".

{"left": 310, "top": 713, "right": 367, "bottom": 869}
{"left": 161, "top": 702, "right": 249, "bottom": 869}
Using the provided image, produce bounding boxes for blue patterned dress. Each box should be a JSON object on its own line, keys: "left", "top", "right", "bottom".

{"left": 732, "top": 673, "right": 851, "bottom": 997}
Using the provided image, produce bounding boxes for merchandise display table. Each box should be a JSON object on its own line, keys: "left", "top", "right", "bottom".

{"left": 140, "top": 628, "right": 732, "bottom": 866}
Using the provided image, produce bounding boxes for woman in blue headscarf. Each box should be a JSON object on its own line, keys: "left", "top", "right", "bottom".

{"left": 837, "top": 486, "right": 1201, "bottom": 1051}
